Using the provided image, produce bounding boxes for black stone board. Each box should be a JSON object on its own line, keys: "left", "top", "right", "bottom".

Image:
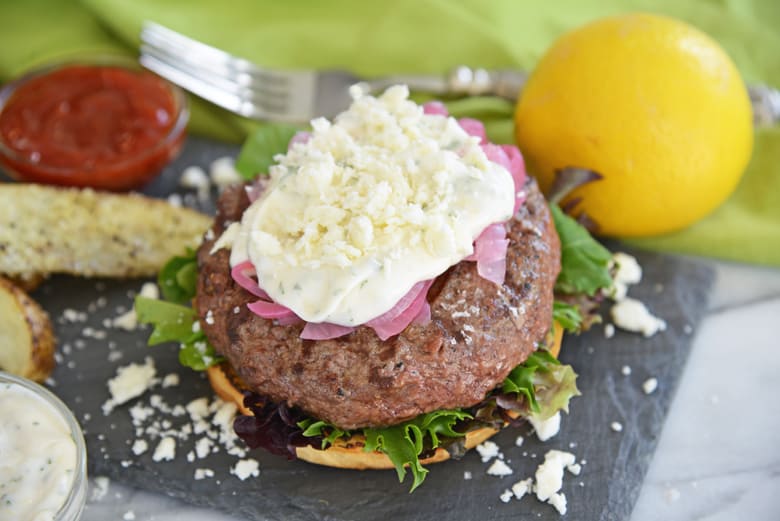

{"left": 26, "top": 137, "right": 715, "bottom": 521}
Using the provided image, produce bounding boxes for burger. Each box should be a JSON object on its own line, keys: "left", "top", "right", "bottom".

{"left": 137, "top": 85, "right": 612, "bottom": 491}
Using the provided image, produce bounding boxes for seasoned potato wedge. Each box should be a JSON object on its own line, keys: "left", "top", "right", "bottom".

{"left": 0, "top": 277, "right": 55, "bottom": 382}
{"left": 0, "top": 184, "right": 212, "bottom": 279}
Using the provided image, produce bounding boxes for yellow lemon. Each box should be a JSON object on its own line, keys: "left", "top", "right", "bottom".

{"left": 514, "top": 13, "right": 753, "bottom": 237}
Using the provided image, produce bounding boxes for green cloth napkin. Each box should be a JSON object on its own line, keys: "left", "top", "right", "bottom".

{"left": 1, "top": 0, "right": 779, "bottom": 265}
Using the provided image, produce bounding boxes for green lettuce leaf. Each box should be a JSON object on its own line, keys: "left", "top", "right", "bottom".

{"left": 135, "top": 297, "right": 198, "bottom": 345}
{"left": 501, "top": 350, "right": 580, "bottom": 419}
{"left": 363, "top": 409, "right": 471, "bottom": 492}
{"left": 157, "top": 249, "right": 198, "bottom": 304}
{"left": 551, "top": 204, "right": 612, "bottom": 296}
{"left": 552, "top": 300, "right": 583, "bottom": 333}
{"left": 178, "top": 338, "right": 223, "bottom": 371}
{"left": 235, "top": 124, "right": 302, "bottom": 180}
{"left": 134, "top": 296, "right": 223, "bottom": 371}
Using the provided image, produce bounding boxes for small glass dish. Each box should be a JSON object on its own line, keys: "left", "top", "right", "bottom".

{"left": 0, "top": 56, "right": 189, "bottom": 191}
{"left": 0, "top": 371, "right": 88, "bottom": 521}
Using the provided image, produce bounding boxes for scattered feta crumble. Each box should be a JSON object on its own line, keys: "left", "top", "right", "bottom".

{"left": 231, "top": 459, "right": 260, "bottom": 481}
{"left": 139, "top": 282, "right": 160, "bottom": 300}
{"left": 534, "top": 450, "right": 577, "bottom": 515}
{"left": 162, "top": 373, "right": 180, "bottom": 388}
{"left": 642, "top": 378, "right": 658, "bottom": 395}
{"left": 463, "top": 471, "right": 472, "bottom": 480}
{"left": 180, "top": 165, "right": 211, "bottom": 200}
{"left": 621, "top": 365, "right": 632, "bottom": 376}
{"left": 609, "top": 252, "right": 643, "bottom": 301}
{"left": 500, "top": 489, "right": 514, "bottom": 503}
{"left": 194, "top": 468, "right": 215, "bottom": 481}
{"left": 209, "top": 156, "right": 242, "bottom": 188}
{"left": 131, "top": 439, "right": 148, "bottom": 456}
{"left": 476, "top": 440, "right": 501, "bottom": 462}
{"left": 610, "top": 422, "right": 624, "bottom": 433}
{"left": 611, "top": 298, "right": 667, "bottom": 337}
{"left": 529, "top": 411, "right": 561, "bottom": 442}
{"left": 123, "top": 511, "right": 136, "bottom": 520}
{"left": 515, "top": 435, "right": 524, "bottom": 447}
{"left": 511, "top": 477, "right": 533, "bottom": 500}
{"left": 152, "top": 437, "right": 176, "bottom": 462}
{"left": 486, "top": 459, "right": 513, "bottom": 477}
{"left": 102, "top": 358, "right": 157, "bottom": 414}
{"left": 604, "top": 323, "right": 615, "bottom": 338}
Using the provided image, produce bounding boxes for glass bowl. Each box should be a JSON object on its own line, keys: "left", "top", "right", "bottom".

{"left": 0, "top": 371, "right": 87, "bottom": 521}
{"left": 0, "top": 56, "right": 189, "bottom": 191}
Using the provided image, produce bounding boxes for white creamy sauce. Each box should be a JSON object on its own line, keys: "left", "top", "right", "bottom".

{"left": 227, "top": 85, "right": 514, "bottom": 325}
{"left": 0, "top": 382, "right": 77, "bottom": 521}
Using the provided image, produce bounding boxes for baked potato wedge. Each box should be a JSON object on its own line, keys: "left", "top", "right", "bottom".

{"left": 0, "top": 277, "right": 55, "bottom": 382}
{"left": 0, "top": 184, "right": 212, "bottom": 279}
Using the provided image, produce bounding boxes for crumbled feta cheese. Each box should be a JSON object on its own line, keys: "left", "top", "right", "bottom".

{"left": 194, "top": 468, "right": 215, "bottom": 480}
{"left": 152, "top": 437, "right": 176, "bottom": 462}
{"left": 205, "top": 309, "right": 215, "bottom": 325}
{"left": 611, "top": 298, "right": 666, "bottom": 337}
{"left": 621, "top": 365, "right": 632, "bottom": 376}
{"left": 511, "top": 478, "right": 533, "bottom": 500}
{"left": 609, "top": 252, "right": 642, "bottom": 301}
{"left": 486, "top": 459, "right": 513, "bottom": 477}
{"left": 209, "top": 156, "right": 242, "bottom": 188}
{"left": 534, "top": 450, "right": 576, "bottom": 508}
{"left": 547, "top": 492, "right": 568, "bottom": 515}
{"left": 567, "top": 463, "right": 582, "bottom": 476}
{"left": 123, "top": 511, "right": 136, "bottom": 521}
{"left": 515, "top": 435, "right": 524, "bottom": 447}
{"left": 231, "top": 459, "right": 260, "bottom": 481}
{"left": 112, "top": 309, "right": 138, "bottom": 331}
{"left": 131, "top": 439, "right": 148, "bottom": 456}
{"left": 529, "top": 412, "right": 561, "bottom": 442}
{"left": 604, "top": 323, "right": 615, "bottom": 339}
{"left": 180, "top": 165, "right": 211, "bottom": 200}
{"left": 139, "top": 282, "right": 160, "bottom": 300}
{"left": 102, "top": 358, "right": 157, "bottom": 414}
{"left": 463, "top": 471, "right": 472, "bottom": 480}
{"left": 162, "top": 373, "right": 180, "bottom": 388}
{"left": 167, "top": 193, "right": 183, "bottom": 207}
{"left": 195, "top": 437, "right": 213, "bottom": 459}
{"left": 610, "top": 422, "right": 623, "bottom": 433}
{"left": 642, "top": 378, "right": 658, "bottom": 395}
{"left": 476, "top": 440, "right": 501, "bottom": 462}
{"left": 499, "top": 489, "right": 514, "bottom": 503}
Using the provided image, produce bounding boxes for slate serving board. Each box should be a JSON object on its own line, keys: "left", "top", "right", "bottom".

{"left": 26, "top": 137, "right": 714, "bottom": 521}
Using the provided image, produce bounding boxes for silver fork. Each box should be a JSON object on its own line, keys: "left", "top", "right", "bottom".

{"left": 140, "top": 21, "right": 780, "bottom": 126}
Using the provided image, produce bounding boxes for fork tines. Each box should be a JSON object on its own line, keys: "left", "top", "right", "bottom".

{"left": 140, "top": 21, "right": 317, "bottom": 122}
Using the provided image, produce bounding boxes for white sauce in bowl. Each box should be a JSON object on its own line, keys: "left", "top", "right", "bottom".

{"left": 0, "top": 381, "right": 79, "bottom": 521}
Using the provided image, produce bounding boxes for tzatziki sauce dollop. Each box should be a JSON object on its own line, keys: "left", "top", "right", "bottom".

{"left": 228, "top": 85, "right": 515, "bottom": 326}
{"left": 0, "top": 377, "right": 83, "bottom": 521}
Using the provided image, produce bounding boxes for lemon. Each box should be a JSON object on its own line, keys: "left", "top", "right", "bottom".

{"left": 514, "top": 13, "right": 753, "bottom": 237}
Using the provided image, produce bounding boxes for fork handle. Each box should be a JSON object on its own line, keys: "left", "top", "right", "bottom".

{"left": 366, "top": 66, "right": 529, "bottom": 100}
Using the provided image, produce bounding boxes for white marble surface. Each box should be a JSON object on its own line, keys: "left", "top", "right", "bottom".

{"left": 80, "top": 259, "right": 780, "bottom": 521}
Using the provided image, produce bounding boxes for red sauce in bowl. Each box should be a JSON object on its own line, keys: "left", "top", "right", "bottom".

{"left": 0, "top": 63, "right": 188, "bottom": 190}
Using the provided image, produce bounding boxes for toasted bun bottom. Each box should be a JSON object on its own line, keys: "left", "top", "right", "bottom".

{"left": 207, "top": 322, "right": 564, "bottom": 470}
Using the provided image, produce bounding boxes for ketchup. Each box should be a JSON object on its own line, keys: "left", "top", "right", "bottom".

{"left": 0, "top": 64, "right": 187, "bottom": 190}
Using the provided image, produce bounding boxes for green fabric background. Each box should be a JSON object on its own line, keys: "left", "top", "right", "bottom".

{"left": 1, "top": 0, "right": 778, "bottom": 265}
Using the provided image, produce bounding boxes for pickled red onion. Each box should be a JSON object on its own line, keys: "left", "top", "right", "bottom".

{"left": 458, "top": 118, "right": 487, "bottom": 144}
{"left": 231, "top": 261, "right": 270, "bottom": 299}
{"left": 422, "top": 101, "right": 448, "bottom": 116}
{"left": 300, "top": 322, "right": 356, "bottom": 340}
{"left": 367, "top": 280, "right": 434, "bottom": 341}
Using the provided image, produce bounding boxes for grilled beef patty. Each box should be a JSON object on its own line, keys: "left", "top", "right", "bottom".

{"left": 196, "top": 179, "right": 560, "bottom": 429}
